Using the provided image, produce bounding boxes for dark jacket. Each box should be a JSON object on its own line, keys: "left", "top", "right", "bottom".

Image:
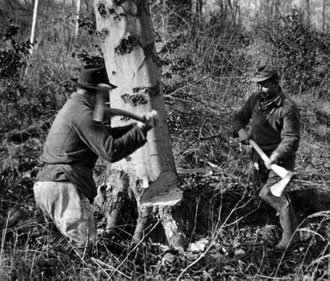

{"left": 233, "top": 91, "right": 300, "bottom": 163}
{"left": 37, "top": 92, "right": 148, "bottom": 203}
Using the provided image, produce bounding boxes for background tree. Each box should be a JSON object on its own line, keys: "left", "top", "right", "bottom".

{"left": 305, "top": 0, "right": 311, "bottom": 25}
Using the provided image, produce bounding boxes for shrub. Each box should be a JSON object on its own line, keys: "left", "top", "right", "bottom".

{"left": 0, "top": 23, "right": 32, "bottom": 132}
{"left": 255, "top": 9, "right": 329, "bottom": 94}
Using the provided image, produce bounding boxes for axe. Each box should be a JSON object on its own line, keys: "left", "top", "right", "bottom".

{"left": 249, "top": 140, "right": 293, "bottom": 197}
{"left": 92, "top": 84, "right": 149, "bottom": 123}
{"left": 93, "top": 83, "right": 120, "bottom": 122}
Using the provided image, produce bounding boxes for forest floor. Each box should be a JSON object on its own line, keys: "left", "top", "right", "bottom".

{"left": 0, "top": 93, "right": 329, "bottom": 280}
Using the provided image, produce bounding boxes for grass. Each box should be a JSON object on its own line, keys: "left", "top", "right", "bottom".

{"left": 0, "top": 209, "right": 329, "bottom": 280}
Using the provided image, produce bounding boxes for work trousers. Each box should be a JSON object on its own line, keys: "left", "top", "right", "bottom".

{"left": 33, "top": 181, "right": 97, "bottom": 246}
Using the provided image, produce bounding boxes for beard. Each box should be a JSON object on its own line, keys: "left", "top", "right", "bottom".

{"left": 260, "top": 89, "right": 277, "bottom": 100}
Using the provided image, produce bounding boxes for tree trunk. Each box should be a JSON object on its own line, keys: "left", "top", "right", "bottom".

{"left": 322, "top": 0, "right": 326, "bottom": 31}
{"left": 29, "top": 0, "right": 39, "bottom": 56}
{"left": 273, "top": 0, "right": 280, "bottom": 21}
{"left": 191, "top": 0, "right": 203, "bottom": 27}
{"left": 305, "top": 0, "right": 311, "bottom": 26}
{"left": 75, "top": 0, "right": 81, "bottom": 38}
{"left": 93, "top": 0, "right": 185, "bottom": 249}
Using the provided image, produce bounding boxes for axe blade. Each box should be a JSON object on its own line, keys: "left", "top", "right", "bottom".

{"left": 249, "top": 140, "right": 292, "bottom": 179}
{"left": 270, "top": 171, "right": 293, "bottom": 197}
{"left": 140, "top": 170, "right": 183, "bottom": 207}
{"left": 270, "top": 163, "right": 292, "bottom": 179}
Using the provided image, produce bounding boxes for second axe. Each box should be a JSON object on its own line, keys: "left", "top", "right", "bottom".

{"left": 249, "top": 140, "right": 293, "bottom": 197}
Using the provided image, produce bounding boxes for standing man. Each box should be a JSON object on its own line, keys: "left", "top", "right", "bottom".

{"left": 34, "top": 65, "right": 157, "bottom": 248}
{"left": 233, "top": 65, "right": 300, "bottom": 251}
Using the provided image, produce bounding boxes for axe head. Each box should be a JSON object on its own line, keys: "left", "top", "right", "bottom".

{"left": 140, "top": 170, "right": 183, "bottom": 207}
{"left": 93, "top": 91, "right": 105, "bottom": 122}
{"left": 93, "top": 84, "right": 113, "bottom": 122}
{"left": 269, "top": 171, "right": 293, "bottom": 197}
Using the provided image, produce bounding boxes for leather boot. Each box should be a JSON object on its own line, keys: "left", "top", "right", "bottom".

{"left": 259, "top": 185, "right": 299, "bottom": 251}
{"left": 275, "top": 203, "right": 298, "bottom": 251}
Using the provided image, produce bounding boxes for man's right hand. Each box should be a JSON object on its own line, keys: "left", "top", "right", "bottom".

{"left": 238, "top": 129, "right": 251, "bottom": 145}
{"left": 138, "top": 110, "right": 158, "bottom": 130}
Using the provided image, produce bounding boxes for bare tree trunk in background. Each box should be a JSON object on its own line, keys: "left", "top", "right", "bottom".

{"left": 260, "top": 0, "right": 271, "bottom": 20}
{"left": 283, "top": 0, "right": 293, "bottom": 14}
{"left": 217, "top": 0, "right": 229, "bottom": 21}
{"left": 191, "top": 0, "right": 203, "bottom": 29}
{"left": 75, "top": 0, "right": 81, "bottom": 38}
{"left": 162, "top": 0, "right": 167, "bottom": 35}
{"left": 305, "top": 0, "right": 311, "bottom": 25}
{"left": 322, "top": 0, "right": 326, "bottom": 31}
{"left": 236, "top": 0, "right": 241, "bottom": 25}
{"left": 29, "top": 0, "right": 39, "bottom": 56}
{"left": 93, "top": 0, "right": 185, "bottom": 249}
{"left": 273, "top": 0, "right": 280, "bottom": 21}
{"left": 227, "top": 0, "right": 240, "bottom": 26}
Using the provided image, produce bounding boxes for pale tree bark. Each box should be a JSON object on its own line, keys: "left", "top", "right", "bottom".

{"left": 218, "top": 0, "right": 228, "bottom": 20}
{"left": 305, "top": 0, "right": 311, "bottom": 26}
{"left": 226, "top": 0, "right": 240, "bottom": 26}
{"left": 75, "top": 0, "right": 81, "bottom": 38}
{"left": 261, "top": 0, "right": 271, "bottom": 20}
{"left": 322, "top": 0, "right": 326, "bottom": 31}
{"left": 273, "top": 0, "right": 280, "bottom": 21}
{"left": 191, "top": 0, "right": 203, "bottom": 27}
{"left": 93, "top": 0, "right": 185, "bottom": 249}
{"left": 29, "top": 0, "right": 39, "bottom": 56}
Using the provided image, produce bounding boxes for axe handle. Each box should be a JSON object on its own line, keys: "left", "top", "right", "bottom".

{"left": 93, "top": 92, "right": 105, "bottom": 122}
{"left": 249, "top": 140, "right": 290, "bottom": 179}
{"left": 103, "top": 107, "right": 146, "bottom": 123}
{"left": 92, "top": 86, "right": 146, "bottom": 123}
{"left": 249, "top": 140, "right": 270, "bottom": 163}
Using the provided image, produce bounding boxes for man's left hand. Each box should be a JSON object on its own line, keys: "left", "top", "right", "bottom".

{"left": 138, "top": 110, "right": 158, "bottom": 130}
{"left": 265, "top": 152, "right": 280, "bottom": 169}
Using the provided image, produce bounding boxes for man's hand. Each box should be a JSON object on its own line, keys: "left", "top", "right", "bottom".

{"left": 138, "top": 110, "right": 158, "bottom": 130}
{"left": 238, "top": 129, "right": 251, "bottom": 145}
{"left": 265, "top": 152, "right": 280, "bottom": 169}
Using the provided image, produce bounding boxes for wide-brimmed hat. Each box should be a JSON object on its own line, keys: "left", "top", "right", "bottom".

{"left": 250, "top": 65, "right": 279, "bottom": 82}
{"left": 71, "top": 65, "right": 117, "bottom": 90}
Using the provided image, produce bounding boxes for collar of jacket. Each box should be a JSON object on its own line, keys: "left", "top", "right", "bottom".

{"left": 259, "top": 90, "right": 284, "bottom": 110}
{"left": 70, "top": 91, "right": 96, "bottom": 108}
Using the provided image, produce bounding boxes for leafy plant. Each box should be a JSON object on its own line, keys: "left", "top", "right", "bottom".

{"left": 0, "top": 23, "right": 32, "bottom": 132}
{"left": 0, "top": 23, "right": 31, "bottom": 79}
